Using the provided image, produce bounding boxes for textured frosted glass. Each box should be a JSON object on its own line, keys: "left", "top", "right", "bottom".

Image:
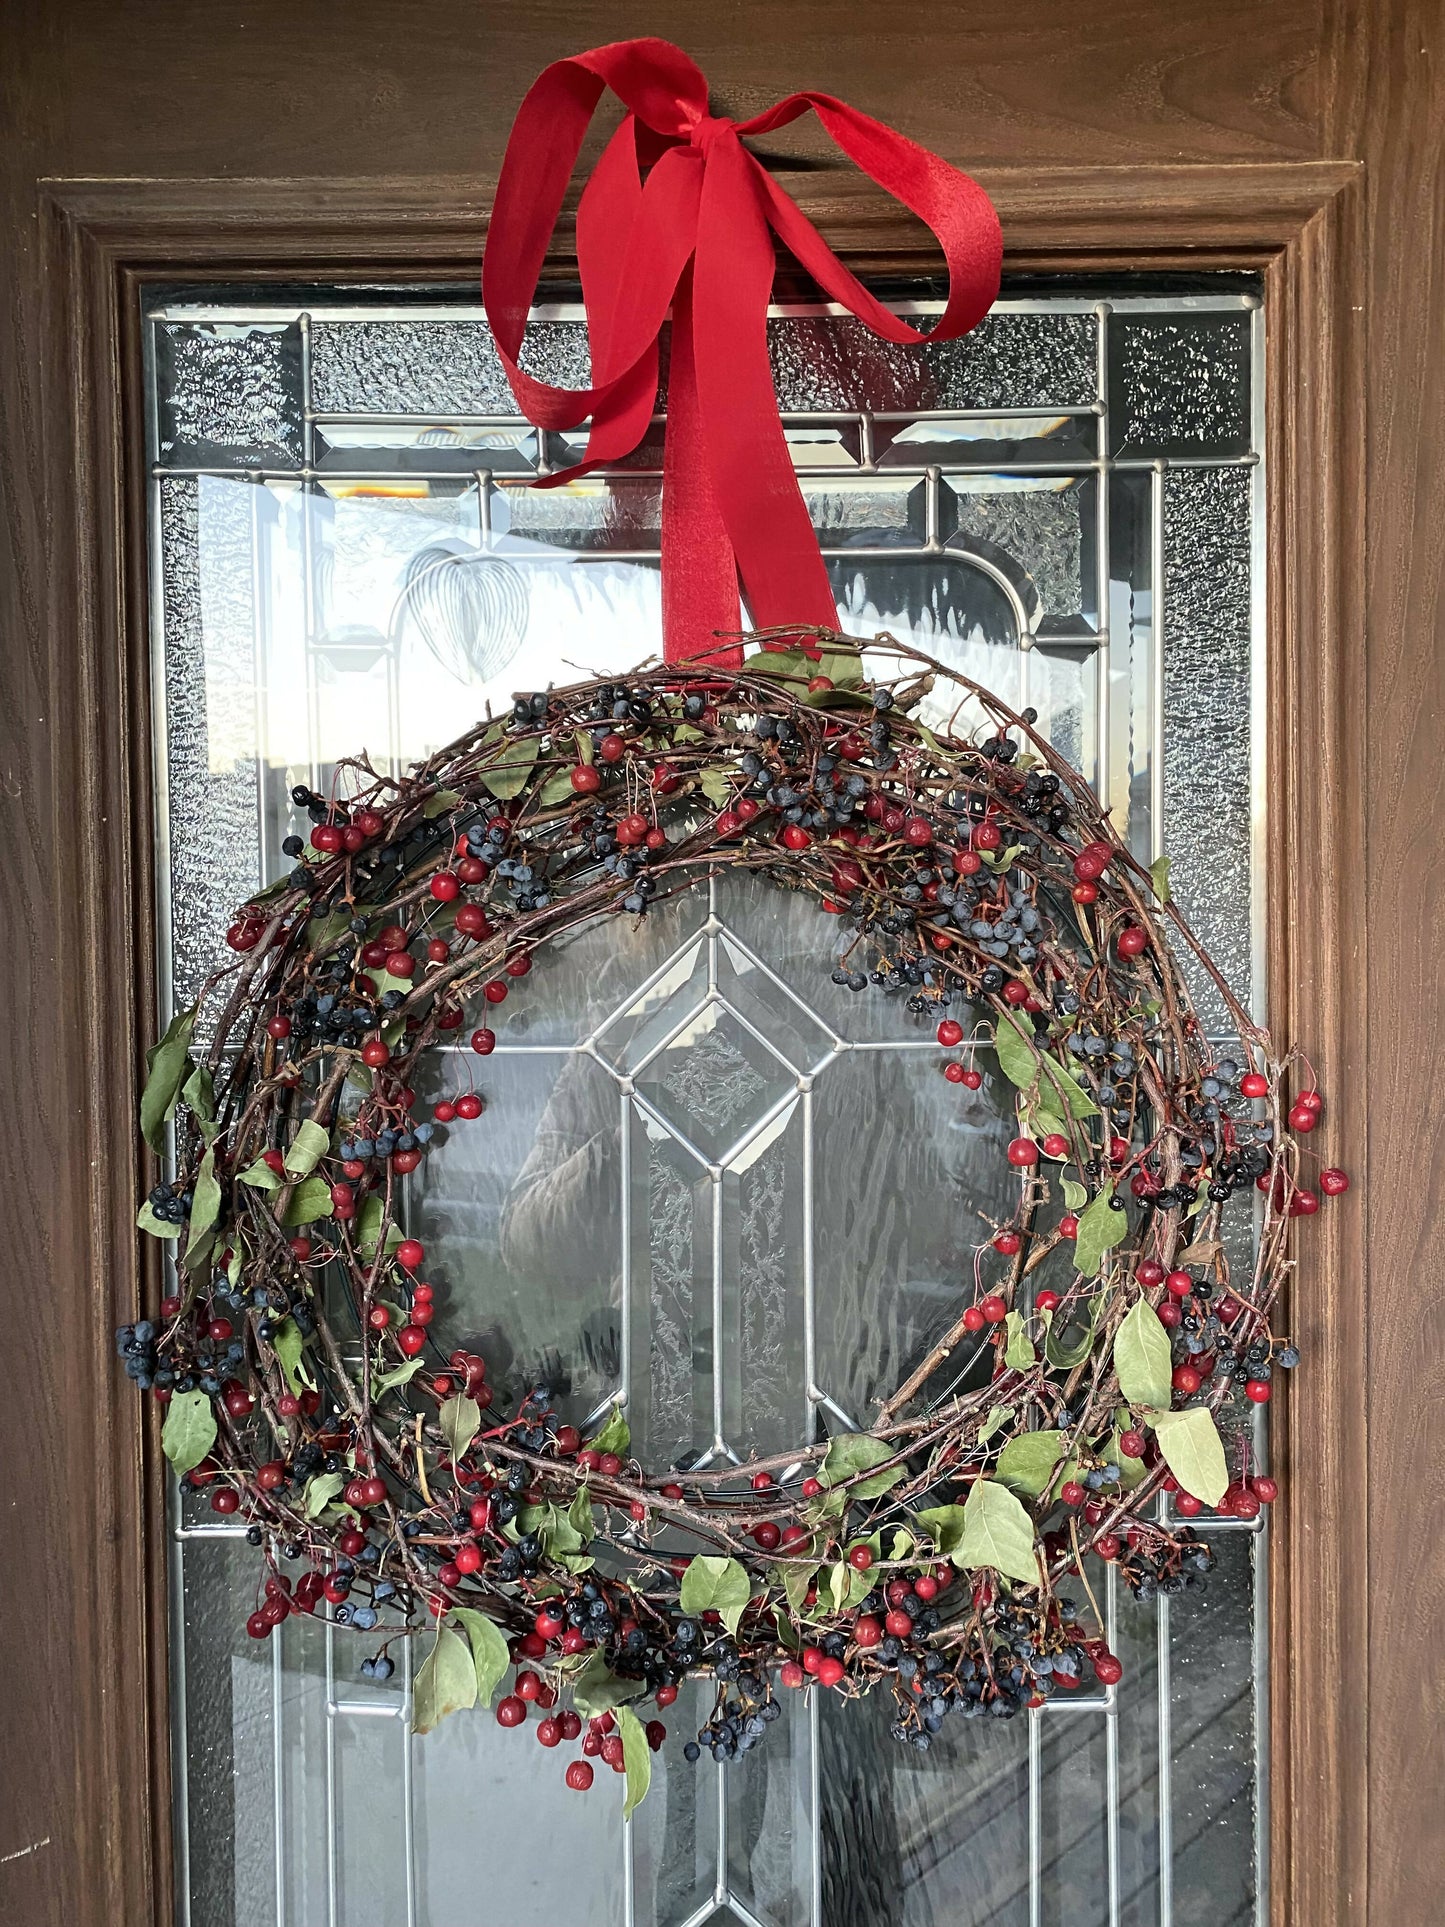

{"left": 769, "top": 311, "right": 1097, "bottom": 410}
{"left": 949, "top": 476, "right": 1094, "bottom": 620}
{"left": 1110, "top": 314, "right": 1251, "bottom": 459}
{"left": 1163, "top": 467, "right": 1254, "bottom": 1030}
{"left": 310, "top": 318, "right": 592, "bottom": 413}
{"left": 158, "top": 322, "right": 301, "bottom": 464}
{"left": 154, "top": 287, "right": 1263, "bottom": 1927}
{"left": 159, "top": 476, "right": 264, "bottom": 1017}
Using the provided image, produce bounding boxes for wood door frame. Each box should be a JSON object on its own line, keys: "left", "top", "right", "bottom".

{"left": 38, "top": 159, "right": 1366, "bottom": 1927}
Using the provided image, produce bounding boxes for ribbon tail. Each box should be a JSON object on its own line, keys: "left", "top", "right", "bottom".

{"left": 662, "top": 266, "right": 744, "bottom": 665}
{"left": 692, "top": 138, "right": 839, "bottom": 645}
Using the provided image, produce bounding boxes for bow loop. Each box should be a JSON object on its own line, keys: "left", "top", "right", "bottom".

{"left": 483, "top": 37, "right": 1002, "bottom": 663}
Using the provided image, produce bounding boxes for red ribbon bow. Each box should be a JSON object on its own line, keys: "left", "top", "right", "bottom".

{"left": 482, "top": 36, "right": 1002, "bottom": 665}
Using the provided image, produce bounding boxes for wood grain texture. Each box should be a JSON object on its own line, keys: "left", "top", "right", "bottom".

{"left": 1, "top": 2, "right": 1441, "bottom": 1923}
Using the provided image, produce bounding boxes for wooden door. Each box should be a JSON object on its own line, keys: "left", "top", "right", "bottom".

{"left": 1, "top": 4, "right": 1439, "bottom": 1925}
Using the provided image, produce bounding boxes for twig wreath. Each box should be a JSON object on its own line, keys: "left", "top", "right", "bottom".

{"left": 125, "top": 633, "right": 1345, "bottom": 1809}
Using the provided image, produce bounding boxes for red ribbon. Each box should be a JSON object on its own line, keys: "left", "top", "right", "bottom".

{"left": 482, "top": 36, "right": 1002, "bottom": 665}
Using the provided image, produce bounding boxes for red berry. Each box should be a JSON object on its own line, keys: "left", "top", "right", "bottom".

{"left": 483, "top": 979, "right": 508, "bottom": 1004}
{"left": 396, "top": 1325, "right": 427, "bottom": 1356}
{"left": 1166, "top": 1270, "right": 1193, "bottom": 1298}
{"left": 430, "top": 871, "right": 460, "bottom": 902}
{"left": 1175, "top": 1492, "right": 1203, "bottom": 1517}
{"left": 962, "top": 1306, "right": 986, "bottom": 1333}
{"left": 1119, "top": 1430, "right": 1146, "bottom": 1459}
{"left": 570, "top": 765, "right": 601, "bottom": 794}
{"left": 1300, "top": 1089, "right": 1324, "bottom": 1113}
{"left": 455, "top": 904, "right": 491, "bottom": 939}
{"left": 937, "top": 1019, "right": 964, "bottom": 1046}
{"left": 1158, "top": 1300, "right": 1183, "bottom": 1328}
{"left": 751, "top": 1470, "right": 774, "bottom": 1490}
{"left": 1041, "top": 1133, "right": 1069, "bottom": 1159}
{"left": 854, "top": 1614, "right": 883, "bottom": 1649}
{"left": 1072, "top": 881, "right": 1098, "bottom": 905}
{"left": 1007, "top": 1137, "right": 1039, "bottom": 1167}
{"left": 506, "top": 952, "right": 532, "bottom": 979}
{"left": 535, "top": 1716, "right": 562, "bottom": 1748}
{"left": 515, "top": 1669, "right": 542, "bottom": 1702}
{"left": 1093, "top": 1654, "right": 1123, "bottom": 1686}
{"left": 1136, "top": 1260, "right": 1166, "bottom": 1287}
{"left": 884, "top": 1609, "right": 912, "bottom": 1638}
{"left": 780, "top": 1659, "right": 806, "bottom": 1689}
{"left": 433, "top": 1102, "right": 456, "bottom": 1123}
{"left": 801, "top": 1477, "right": 822, "bottom": 1499}
{"left": 816, "top": 1656, "right": 845, "bottom": 1688}
{"left": 1095, "top": 1533, "right": 1121, "bottom": 1561}
{"left": 1319, "top": 1168, "right": 1350, "bottom": 1196}
{"left": 1241, "top": 1072, "right": 1269, "bottom": 1098}
{"left": 943, "top": 1060, "right": 967, "bottom": 1084}
{"left": 903, "top": 816, "right": 933, "bottom": 847}
{"left": 752, "top": 1521, "right": 782, "bottom": 1551}
{"left": 954, "top": 848, "right": 982, "bottom": 876}
{"left": 1245, "top": 1379, "right": 1272, "bottom": 1403}
{"left": 781, "top": 824, "right": 811, "bottom": 851}
{"left": 973, "top": 822, "right": 1001, "bottom": 851}
{"left": 396, "top": 1239, "right": 425, "bottom": 1271}
{"left": 993, "top": 1231, "right": 1022, "bottom": 1256}
{"left": 1117, "top": 926, "right": 1149, "bottom": 957}
{"left": 565, "top": 1759, "right": 594, "bottom": 1790}
{"left": 496, "top": 1696, "right": 526, "bottom": 1728}
{"left": 1060, "top": 1480, "right": 1085, "bottom": 1507}
{"left": 247, "top": 1611, "right": 271, "bottom": 1640}
{"left": 1059, "top": 1215, "right": 1080, "bottom": 1240}
{"left": 1288, "top": 1104, "right": 1318, "bottom": 1132}
{"left": 980, "top": 1294, "right": 1008, "bottom": 1323}
{"left": 961, "top": 1068, "right": 983, "bottom": 1089}
{"left": 645, "top": 1720, "right": 667, "bottom": 1751}
{"left": 211, "top": 1487, "right": 240, "bottom": 1515}
{"left": 1036, "top": 1289, "right": 1061, "bottom": 1312}
{"left": 1251, "top": 1475, "right": 1279, "bottom": 1503}
{"left": 847, "top": 1543, "right": 874, "bottom": 1571}
{"left": 1290, "top": 1189, "right": 1320, "bottom": 1216}
{"left": 1171, "top": 1364, "right": 1201, "bottom": 1395}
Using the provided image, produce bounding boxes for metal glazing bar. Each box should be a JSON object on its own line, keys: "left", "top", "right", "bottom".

{"left": 324, "top": 1614, "right": 339, "bottom": 1927}
{"left": 1095, "top": 303, "right": 1113, "bottom": 811}
{"left": 146, "top": 292, "right": 1261, "bottom": 323}
{"left": 166, "top": 1484, "right": 193, "bottom": 1927}
{"left": 401, "top": 1634, "right": 417, "bottom": 1927}
{"left": 1105, "top": 1560, "right": 1121, "bottom": 1927}
{"left": 711, "top": 1166, "right": 726, "bottom": 1455}
{"left": 151, "top": 452, "right": 1259, "bottom": 482}
{"left": 619, "top": 1084, "right": 633, "bottom": 1410}
{"left": 1150, "top": 461, "right": 1167, "bottom": 859}
{"left": 273, "top": 1620, "right": 287, "bottom": 1927}
{"left": 801, "top": 1086, "right": 816, "bottom": 1446}
{"left": 1157, "top": 1500, "right": 1174, "bottom": 1927}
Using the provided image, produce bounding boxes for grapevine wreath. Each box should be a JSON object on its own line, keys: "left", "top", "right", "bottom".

{"left": 125, "top": 633, "right": 1345, "bottom": 1811}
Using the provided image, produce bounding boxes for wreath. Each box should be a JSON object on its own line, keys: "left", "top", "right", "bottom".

{"left": 125, "top": 632, "right": 1345, "bottom": 1810}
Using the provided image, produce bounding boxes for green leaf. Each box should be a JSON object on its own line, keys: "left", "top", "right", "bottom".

{"left": 439, "top": 1394, "right": 481, "bottom": 1463}
{"left": 1149, "top": 854, "right": 1172, "bottom": 904}
{"left": 1061, "top": 1178, "right": 1088, "bottom": 1211}
{"left": 590, "top": 1404, "right": 631, "bottom": 1457}
{"left": 284, "top": 1118, "right": 331, "bottom": 1177}
{"left": 371, "top": 1356, "right": 426, "bottom": 1398}
{"left": 182, "top": 1063, "right": 218, "bottom": 1141}
{"left": 993, "top": 1010, "right": 1040, "bottom": 1090}
{"left": 141, "top": 1003, "right": 199, "bottom": 1152}
{"left": 1044, "top": 1295, "right": 1101, "bottom": 1369}
{"left": 1114, "top": 1298, "right": 1173, "bottom": 1410}
{"left": 679, "top": 1555, "right": 751, "bottom": 1636}
{"left": 571, "top": 1650, "right": 649, "bottom": 1717}
{"left": 1004, "top": 1311, "right": 1037, "bottom": 1372}
{"left": 819, "top": 1432, "right": 904, "bottom": 1501}
{"left": 808, "top": 636, "right": 865, "bottom": 691}
{"left": 185, "top": 1149, "right": 221, "bottom": 1265}
{"left": 776, "top": 1560, "right": 821, "bottom": 1616}
{"left": 412, "top": 1626, "right": 477, "bottom": 1735}
{"left": 238, "top": 1156, "right": 282, "bottom": 1191}
{"left": 993, "top": 1014, "right": 1098, "bottom": 1120}
{"left": 914, "top": 1503, "right": 970, "bottom": 1558}
{"left": 826, "top": 1557, "right": 876, "bottom": 1613}
{"left": 137, "top": 1200, "right": 183, "bottom": 1238}
{"left": 478, "top": 732, "right": 539, "bottom": 801}
{"left": 542, "top": 1502, "right": 584, "bottom": 1556}
{"left": 568, "top": 1487, "right": 595, "bottom": 1542}
{"left": 698, "top": 766, "right": 732, "bottom": 806}
{"left": 1074, "top": 1190, "right": 1130, "bottom": 1279}
{"left": 955, "top": 1479, "right": 1040, "bottom": 1587}
{"left": 161, "top": 1389, "right": 217, "bottom": 1476}
{"left": 994, "top": 1430, "right": 1068, "bottom": 1500}
{"left": 538, "top": 769, "right": 578, "bottom": 808}
{"left": 226, "top": 1240, "right": 244, "bottom": 1288}
{"left": 450, "top": 1608, "right": 511, "bottom": 1708}
{"left": 281, "top": 1177, "right": 334, "bottom": 1226}
{"left": 978, "top": 1403, "right": 1016, "bottom": 1446}
{"left": 356, "top": 1195, "right": 403, "bottom": 1257}
{"left": 421, "top": 785, "right": 464, "bottom": 819}
{"left": 1153, "top": 1406, "right": 1229, "bottom": 1506}
{"left": 304, "top": 1470, "right": 345, "bottom": 1518}
{"left": 615, "top": 1704, "right": 653, "bottom": 1819}
{"left": 273, "top": 1316, "right": 315, "bottom": 1396}
{"left": 306, "top": 909, "right": 353, "bottom": 952}
{"left": 746, "top": 647, "right": 812, "bottom": 685}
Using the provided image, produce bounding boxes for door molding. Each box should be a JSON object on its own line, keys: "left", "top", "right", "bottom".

{"left": 35, "top": 159, "right": 1366, "bottom": 1927}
